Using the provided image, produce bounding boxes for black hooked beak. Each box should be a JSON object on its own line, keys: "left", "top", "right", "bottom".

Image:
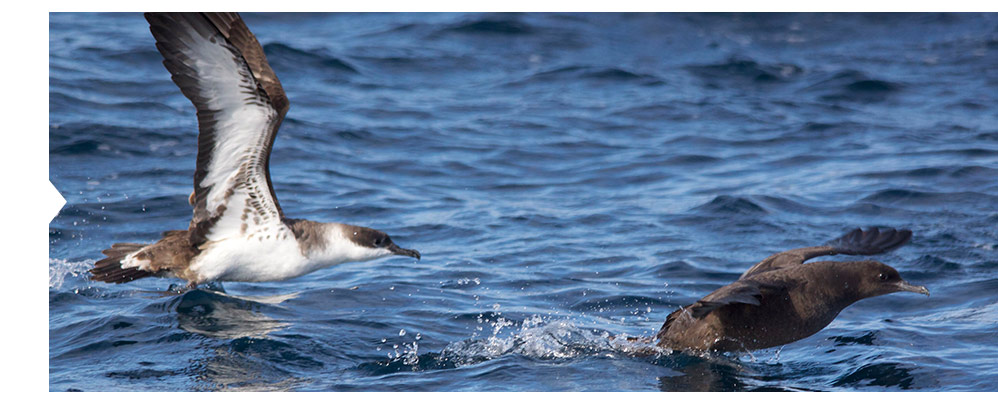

{"left": 388, "top": 243, "right": 421, "bottom": 260}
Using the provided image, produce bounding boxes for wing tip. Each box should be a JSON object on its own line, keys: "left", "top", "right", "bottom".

{"left": 828, "top": 227, "right": 912, "bottom": 255}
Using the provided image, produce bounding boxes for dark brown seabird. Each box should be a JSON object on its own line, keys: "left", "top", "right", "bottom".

{"left": 90, "top": 13, "right": 419, "bottom": 287}
{"left": 656, "top": 227, "right": 928, "bottom": 352}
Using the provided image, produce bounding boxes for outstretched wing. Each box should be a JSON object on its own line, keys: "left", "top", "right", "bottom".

{"left": 145, "top": 13, "right": 291, "bottom": 244}
{"left": 739, "top": 227, "right": 912, "bottom": 280}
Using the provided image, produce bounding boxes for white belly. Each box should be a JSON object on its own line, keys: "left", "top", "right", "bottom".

{"left": 191, "top": 236, "right": 317, "bottom": 283}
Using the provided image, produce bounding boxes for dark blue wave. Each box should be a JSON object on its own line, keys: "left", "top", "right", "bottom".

{"left": 49, "top": 12, "right": 998, "bottom": 392}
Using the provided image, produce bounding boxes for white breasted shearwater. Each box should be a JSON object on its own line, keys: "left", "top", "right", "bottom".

{"left": 656, "top": 227, "right": 928, "bottom": 352}
{"left": 90, "top": 13, "right": 420, "bottom": 287}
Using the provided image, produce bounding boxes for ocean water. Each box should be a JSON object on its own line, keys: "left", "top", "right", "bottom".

{"left": 48, "top": 12, "right": 998, "bottom": 391}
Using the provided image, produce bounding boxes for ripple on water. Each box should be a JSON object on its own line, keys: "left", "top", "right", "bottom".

{"left": 49, "top": 12, "right": 998, "bottom": 391}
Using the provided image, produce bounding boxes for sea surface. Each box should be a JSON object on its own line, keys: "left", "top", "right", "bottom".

{"left": 49, "top": 13, "right": 998, "bottom": 391}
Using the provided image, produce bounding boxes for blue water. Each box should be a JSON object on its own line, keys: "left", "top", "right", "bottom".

{"left": 49, "top": 12, "right": 998, "bottom": 391}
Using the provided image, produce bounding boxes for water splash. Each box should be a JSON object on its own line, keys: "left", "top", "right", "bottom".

{"left": 49, "top": 258, "right": 92, "bottom": 289}
{"left": 439, "top": 315, "right": 620, "bottom": 366}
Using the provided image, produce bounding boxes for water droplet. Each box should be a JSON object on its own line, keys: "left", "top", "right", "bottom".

{"left": 399, "top": 329, "right": 406, "bottom": 336}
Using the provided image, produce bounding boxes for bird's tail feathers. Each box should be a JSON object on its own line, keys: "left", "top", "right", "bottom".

{"left": 90, "top": 243, "right": 154, "bottom": 284}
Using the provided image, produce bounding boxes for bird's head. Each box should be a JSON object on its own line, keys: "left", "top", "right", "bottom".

{"left": 850, "top": 261, "right": 928, "bottom": 299}
{"left": 341, "top": 224, "right": 420, "bottom": 262}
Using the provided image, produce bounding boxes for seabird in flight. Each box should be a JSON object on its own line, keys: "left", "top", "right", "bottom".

{"left": 90, "top": 12, "right": 420, "bottom": 287}
{"left": 656, "top": 227, "right": 928, "bottom": 352}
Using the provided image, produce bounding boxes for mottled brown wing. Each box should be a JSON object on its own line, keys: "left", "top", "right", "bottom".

{"left": 145, "top": 13, "right": 291, "bottom": 245}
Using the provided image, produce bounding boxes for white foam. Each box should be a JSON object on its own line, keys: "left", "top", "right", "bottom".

{"left": 439, "top": 315, "right": 624, "bottom": 366}
{"left": 48, "top": 258, "right": 92, "bottom": 289}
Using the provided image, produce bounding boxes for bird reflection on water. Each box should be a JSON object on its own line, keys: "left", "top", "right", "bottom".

{"left": 163, "top": 287, "right": 308, "bottom": 391}
{"left": 169, "top": 288, "right": 297, "bottom": 340}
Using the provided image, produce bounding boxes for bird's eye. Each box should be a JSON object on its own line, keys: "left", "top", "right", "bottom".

{"left": 375, "top": 238, "right": 385, "bottom": 246}
{"left": 878, "top": 273, "right": 889, "bottom": 281}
